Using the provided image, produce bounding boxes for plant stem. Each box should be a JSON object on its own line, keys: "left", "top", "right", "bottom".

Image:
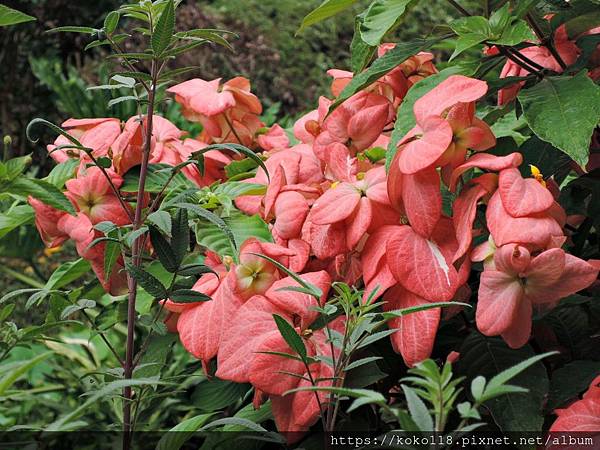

{"left": 446, "top": 0, "right": 471, "bottom": 16}
{"left": 526, "top": 13, "right": 567, "bottom": 70}
{"left": 122, "top": 58, "right": 158, "bottom": 450}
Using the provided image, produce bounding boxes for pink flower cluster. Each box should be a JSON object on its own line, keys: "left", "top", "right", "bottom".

{"left": 29, "top": 41, "right": 600, "bottom": 436}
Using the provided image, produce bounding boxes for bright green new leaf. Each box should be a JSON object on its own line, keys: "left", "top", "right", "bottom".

{"left": 299, "top": 0, "right": 359, "bottom": 32}
{"left": 0, "top": 4, "right": 35, "bottom": 27}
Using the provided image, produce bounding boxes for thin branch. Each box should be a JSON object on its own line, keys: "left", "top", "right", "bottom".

{"left": 446, "top": 0, "right": 471, "bottom": 17}
{"left": 81, "top": 309, "right": 125, "bottom": 366}
{"left": 526, "top": 13, "right": 567, "bottom": 70}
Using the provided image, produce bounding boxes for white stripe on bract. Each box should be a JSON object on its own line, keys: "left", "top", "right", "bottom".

{"left": 427, "top": 239, "right": 451, "bottom": 286}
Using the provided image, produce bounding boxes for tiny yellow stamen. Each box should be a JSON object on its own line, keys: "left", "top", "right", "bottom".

{"left": 330, "top": 181, "right": 340, "bottom": 189}
{"left": 529, "top": 164, "right": 546, "bottom": 187}
{"left": 356, "top": 172, "right": 366, "bottom": 181}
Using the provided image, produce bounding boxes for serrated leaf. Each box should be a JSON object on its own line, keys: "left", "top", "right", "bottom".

{"left": 149, "top": 225, "right": 178, "bottom": 272}
{"left": 401, "top": 385, "right": 434, "bottom": 431}
{"left": 147, "top": 210, "right": 172, "bottom": 236}
{"left": 170, "top": 208, "right": 189, "bottom": 267}
{"left": 178, "top": 202, "right": 235, "bottom": 252}
{"left": 177, "top": 264, "right": 216, "bottom": 277}
{"left": 518, "top": 70, "right": 600, "bottom": 167}
{"left": 169, "top": 289, "right": 211, "bottom": 303}
{"left": 151, "top": 0, "right": 175, "bottom": 56}
{"left": 6, "top": 177, "right": 75, "bottom": 214}
{"left": 126, "top": 264, "right": 168, "bottom": 299}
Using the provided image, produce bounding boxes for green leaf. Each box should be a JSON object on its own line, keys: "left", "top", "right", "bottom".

{"left": 450, "top": 33, "right": 487, "bottom": 60}
{"left": 299, "top": 0, "right": 359, "bottom": 32}
{"left": 344, "top": 356, "right": 383, "bottom": 371}
{"left": 126, "top": 264, "right": 168, "bottom": 299}
{"left": 194, "top": 143, "right": 269, "bottom": 181}
{"left": 194, "top": 211, "right": 270, "bottom": 259}
{"left": 103, "top": 239, "right": 120, "bottom": 281}
{"left": 193, "top": 379, "right": 250, "bottom": 411}
{"left": 177, "top": 264, "right": 216, "bottom": 277}
{"left": 456, "top": 333, "right": 551, "bottom": 432}
{"left": 272, "top": 314, "right": 308, "bottom": 361}
{"left": 401, "top": 385, "right": 434, "bottom": 431}
{"left": 121, "top": 164, "right": 194, "bottom": 193}
{"left": 171, "top": 208, "right": 189, "bottom": 267}
{"left": 546, "top": 360, "right": 600, "bottom": 411}
{"left": 0, "top": 5, "right": 35, "bottom": 27}
{"left": 147, "top": 210, "right": 172, "bottom": 236}
{"left": 46, "top": 26, "right": 98, "bottom": 34}
{"left": 60, "top": 299, "right": 96, "bottom": 320}
{"left": 103, "top": 11, "right": 119, "bottom": 35}
{"left": 470, "top": 375, "right": 486, "bottom": 401}
{"left": 0, "top": 205, "right": 34, "bottom": 239}
{"left": 149, "top": 225, "right": 178, "bottom": 272}
{"left": 518, "top": 71, "right": 600, "bottom": 167}
{"left": 7, "top": 178, "right": 75, "bottom": 214}
{"left": 350, "top": 14, "right": 376, "bottom": 73}
{"left": 152, "top": 0, "right": 175, "bottom": 56}
{"left": 45, "top": 259, "right": 91, "bottom": 290}
{"left": 169, "top": 289, "right": 211, "bottom": 303}
{"left": 360, "top": 0, "right": 418, "bottom": 46}
{"left": 108, "top": 96, "right": 137, "bottom": 107}
{"left": 44, "top": 159, "right": 78, "bottom": 188}
{"left": 156, "top": 413, "right": 216, "bottom": 450}
{"left": 331, "top": 36, "right": 442, "bottom": 111}
{"left": 46, "top": 378, "right": 174, "bottom": 431}
{"left": 0, "top": 352, "right": 53, "bottom": 395}
{"left": 177, "top": 202, "right": 235, "bottom": 252}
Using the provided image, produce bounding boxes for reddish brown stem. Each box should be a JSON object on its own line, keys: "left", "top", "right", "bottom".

{"left": 122, "top": 59, "right": 157, "bottom": 450}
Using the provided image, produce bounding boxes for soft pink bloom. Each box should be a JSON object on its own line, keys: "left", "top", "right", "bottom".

{"left": 28, "top": 197, "right": 69, "bottom": 248}
{"left": 65, "top": 166, "right": 132, "bottom": 225}
{"left": 168, "top": 77, "right": 264, "bottom": 147}
{"left": 549, "top": 376, "right": 600, "bottom": 435}
{"left": 497, "top": 25, "right": 580, "bottom": 105}
{"left": 216, "top": 271, "right": 338, "bottom": 438}
{"left": 57, "top": 213, "right": 128, "bottom": 295}
{"left": 47, "top": 118, "right": 121, "bottom": 163}
{"left": 384, "top": 284, "right": 441, "bottom": 367}
{"left": 386, "top": 217, "right": 463, "bottom": 302}
{"left": 309, "top": 166, "right": 394, "bottom": 251}
{"left": 257, "top": 124, "right": 290, "bottom": 151}
{"left": 477, "top": 244, "right": 599, "bottom": 348}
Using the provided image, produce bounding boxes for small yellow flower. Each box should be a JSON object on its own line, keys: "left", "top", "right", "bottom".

{"left": 44, "top": 246, "right": 62, "bottom": 258}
